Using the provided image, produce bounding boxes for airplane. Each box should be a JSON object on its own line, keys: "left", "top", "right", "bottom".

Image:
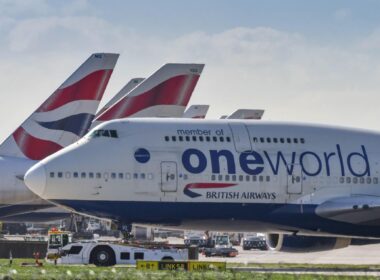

{"left": 182, "top": 105, "right": 209, "bottom": 119}
{"left": 25, "top": 117, "right": 380, "bottom": 252}
{"left": 1, "top": 63, "right": 205, "bottom": 222}
{"left": 0, "top": 53, "right": 119, "bottom": 220}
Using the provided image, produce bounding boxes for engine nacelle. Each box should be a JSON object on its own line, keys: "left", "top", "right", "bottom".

{"left": 265, "top": 233, "right": 351, "bottom": 252}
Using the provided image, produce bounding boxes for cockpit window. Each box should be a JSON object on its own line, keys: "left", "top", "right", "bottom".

{"left": 90, "top": 129, "right": 118, "bottom": 139}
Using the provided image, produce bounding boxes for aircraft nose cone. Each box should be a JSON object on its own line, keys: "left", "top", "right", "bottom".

{"left": 24, "top": 163, "right": 47, "bottom": 197}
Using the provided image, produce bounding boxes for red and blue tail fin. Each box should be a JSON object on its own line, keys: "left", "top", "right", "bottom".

{"left": 0, "top": 53, "right": 119, "bottom": 160}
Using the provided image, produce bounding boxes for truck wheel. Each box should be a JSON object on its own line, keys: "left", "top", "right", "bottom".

{"left": 90, "top": 246, "right": 116, "bottom": 266}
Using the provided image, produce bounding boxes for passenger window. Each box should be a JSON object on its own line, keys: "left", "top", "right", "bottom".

{"left": 260, "top": 137, "right": 265, "bottom": 143}
{"left": 111, "top": 173, "right": 116, "bottom": 179}
{"left": 120, "top": 252, "right": 130, "bottom": 260}
{"left": 287, "top": 138, "right": 291, "bottom": 144}
{"left": 374, "top": 177, "right": 379, "bottom": 184}
{"left": 246, "top": 175, "right": 250, "bottom": 182}
{"left": 206, "top": 136, "right": 211, "bottom": 142}
{"left": 294, "top": 138, "right": 298, "bottom": 144}
{"left": 58, "top": 172, "right": 63, "bottom": 178}
{"left": 89, "top": 172, "right": 94, "bottom": 179}
{"left": 183, "top": 174, "right": 188, "bottom": 180}
{"left": 134, "top": 252, "right": 144, "bottom": 260}
{"left": 96, "top": 173, "right": 101, "bottom": 179}
{"left": 280, "top": 138, "right": 285, "bottom": 143}
{"left": 179, "top": 136, "right": 183, "bottom": 142}
{"left": 226, "top": 137, "right": 231, "bottom": 142}
{"left": 225, "top": 175, "right": 230, "bottom": 181}
{"left": 339, "top": 177, "right": 344, "bottom": 183}
{"left": 266, "top": 138, "right": 271, "bottom": 143}
{"left": 252, "top": 137, "right": 258, "bottom": 143}
{"left": 172, "top": 136, "right": 176, "bottom": 142}
{"left": 266, "top": 176, "right": 270, "bottom": 182}
{"left": 232, "top": 175, "right": 236, "bottom": 181}
{"left": 103, "top": 173, "right": 109, "bottom": 180}
{"left": 118, "top": 173, "right": 124, "bottom": 179}
{"left": 133, "top": 173, "right": 138, "bottom": 179}
{"left": 199, "top": 136, "right": 204, "bottom": 142}
{"left": 50, "top": 172, "right": 54, "bottom": 178}
{"left": 192, "top": 136, "right": 197, "bottom": 142}
{"left": 239, "top": 175, "right": 243, "bottom": 181}
{"left": 211, "top": 174, "right": 216, "bottom": 181}
{"left": 253, "top": 176, "right": 257, "bottom": 182}
{"left": 218, "top": 174, "right": 223, "bottom": 181}
{"left": 367, "top": 177, "right": 372, "bottom": 184}
{"left": 259, "top": 176, "right": 263, "bottom": 182}
{"left": 140, "top": 173, "right": 145, "bottom": 179}
{"left": 73, "top": 172, "right": 78, "bottom": 178}
{"left": 186, "top": 136, "right": 190, "bottom": 142}
{"left": 360, "top": 177, "right": 365, "bottom": 184}
{"left": 165, "top": 136, "right": 169, "bottom": 142}
{"left": 300, "top": 138, "right": 305, "bottom": 144}
{"left": 125, "top": 173, "right": 131, "bottom": 180}
{"left": 148, "top": 173, "right": 153, "bottom": 180}
{"left": 81, "top": 172, "right": 86, "bottom": 178}
{"left": 219, "top": 137, "right": 224, "bottom": 142}
{"left": 213, "top": 136, "right": 218, "bottom": 142}
{"left": 353, "top": 177, "right": 358, "bottom": 184}
{"left": 273, "top": 138, "right": 278, "bottom": 143}
{"left": 65, "top": 172, "right": 71, "bottom": 179}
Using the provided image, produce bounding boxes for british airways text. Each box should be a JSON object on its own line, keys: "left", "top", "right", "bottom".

{"left": 181, "top": 144, "right": 370, "bottom": 177}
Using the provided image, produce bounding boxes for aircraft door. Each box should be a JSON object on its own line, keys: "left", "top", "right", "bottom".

{"left": 287, "top": 164, "right": 302, "bottom": 194}
{"left": 228, "top": 123, "right": 252, "bottom": 152}
{"left": 160, "top": 161, "right": 178, "bottom": 192}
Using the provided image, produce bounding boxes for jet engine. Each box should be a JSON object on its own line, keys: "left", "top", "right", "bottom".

{"left": 265, "top": 233, "right": 351, "bottom": 252}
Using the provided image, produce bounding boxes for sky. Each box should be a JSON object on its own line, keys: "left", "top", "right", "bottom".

{"left": 1, "top": 0, "right": 380, "bottom": 141}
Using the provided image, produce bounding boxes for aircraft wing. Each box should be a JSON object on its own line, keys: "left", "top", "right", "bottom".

{"left": 316, "top": 196, "right": 380, "bottom": 225}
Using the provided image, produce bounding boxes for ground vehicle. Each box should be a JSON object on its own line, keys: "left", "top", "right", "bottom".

{"left": 242, "top": 233, "right": 267, "bottom": 250}
{"left": 46, "top": 228, "right": 187, "bottom": 266}
{"left": 46, "top": 228, "right": 72, "bottom": 260}
{"left": 60, "top": 242, "right": 188, "bottom": 266}
{"left": 204, "top": 234, "right": 238, "bottom": 257}
{"left": 184, "top": 233, "right": 207, "bottom": 247}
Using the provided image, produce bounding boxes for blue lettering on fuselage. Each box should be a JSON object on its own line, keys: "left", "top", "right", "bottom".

{"left": 181, "top": 144, "right": 371, "bottom": 177}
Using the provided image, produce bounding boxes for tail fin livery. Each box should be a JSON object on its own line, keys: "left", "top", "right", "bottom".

{"left": 227, "top": 109, "right": 264, "bottom": 120}
{"left": 95, "top": 78, "right": 144, "bottom": 117}
{"left": 92, "top": 63, "right": 204, "bottom": 127}
{"left": 182, "top": 105, "right": 209, "bottom": 119}
{"left": 0, "top": 53, "right": 119, "bottom": 160}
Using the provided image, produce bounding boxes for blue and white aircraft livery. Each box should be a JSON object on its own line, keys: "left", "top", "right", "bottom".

{"left": 25, "top": 118, "right": 380, "bottom": 247}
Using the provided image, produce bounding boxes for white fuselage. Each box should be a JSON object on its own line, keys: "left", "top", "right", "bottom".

{"left": 25, "top": 118, "right": 380, "bottom": 238}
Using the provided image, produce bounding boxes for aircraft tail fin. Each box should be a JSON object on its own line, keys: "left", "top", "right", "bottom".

{"left": 93, "top": 63, "right": 205, "bottom": 127}
{"left": 0, "top": 53, "right": 119, "bottom": 160}
{"left": 182, "top": 105, "right": 209, "bottom": 119}
{"left": 95, "top": 78, "right": 144, "bottom": 117}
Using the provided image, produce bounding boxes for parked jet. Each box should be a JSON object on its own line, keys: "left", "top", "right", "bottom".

{"left": 25, "top": 117, "right": 380, "bottom": 251}
{"left": 0, "top": 53, "right": 119, "bottom": 219}
{"left": 182, "top": 105, "right": 209, "bottom": 119}
{"left": 2, "top": 63, "right": 204, "bottom": 222}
